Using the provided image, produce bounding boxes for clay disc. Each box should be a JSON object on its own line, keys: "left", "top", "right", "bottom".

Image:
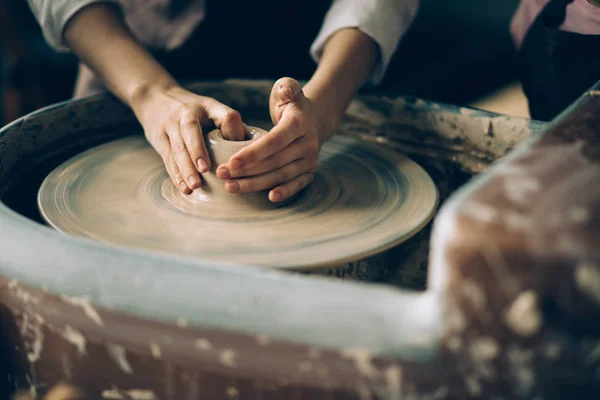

{"left": 38, "top": 134, "right": 438, "bottom": 270}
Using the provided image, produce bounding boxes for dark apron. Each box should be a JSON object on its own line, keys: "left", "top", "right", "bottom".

{"left": 518, "top": 0, "right": 600, "bottom": 121}
{"left": 153, "top": 0, "right": 333, "bottom": 83}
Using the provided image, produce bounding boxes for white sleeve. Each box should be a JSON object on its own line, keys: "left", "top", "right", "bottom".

{"left": 27, "top": 0, "right": 121, "bottom": 51}
{"left": 310, "top": 0, "right": 420, "bottom": 85}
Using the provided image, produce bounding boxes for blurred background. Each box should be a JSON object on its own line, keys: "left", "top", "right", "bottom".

{"left": 0, "top": 0, "right": 526, "bottom": 127}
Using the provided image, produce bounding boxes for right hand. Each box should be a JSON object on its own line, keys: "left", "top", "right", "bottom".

{"left": 131, "top": 85, "right": 245, "bottom": 193}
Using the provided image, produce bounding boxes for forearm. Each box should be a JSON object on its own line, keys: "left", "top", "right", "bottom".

{"left": 303, "top": 28, "right": 378, "bottom": 141}
{"left": 63, "top": 3, "right": 177, "bottom": 108}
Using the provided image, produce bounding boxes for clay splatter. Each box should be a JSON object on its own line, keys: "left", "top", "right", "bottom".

{"left": 60, "top": 295, "right": 104, "bottom": 326}
{"left": 106, "top": 343, "right": 133, "bottom": 374}
{"left": 62, "top": 326, "right": 86, "bottom": 355}
{"left": 195, "top": 338, "right": 211, "bottom": 351}
{"left": 150, "top": 343, "right": 162, "bottom": 359}
{"left": 504, "top": 290, "right": 542, "bottom": 337}
{"left": 219, "top": 349, "right": 237, "bottom": 367}
{"left": 256, "top": 334, "right": 270, "bottom": 346}
{"left": 575, "top": 263, "right": 600, "bottom": 305}
{"left": 341, "top": 347, "right": 378, "bottom": 378}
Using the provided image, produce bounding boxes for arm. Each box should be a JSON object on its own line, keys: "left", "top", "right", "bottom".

{"left": 303, "top": 28, "right": 379, "bottom": 142}
{"left": 217, "top": 31, "right": 379, "bottom": 201}
{"left": 63, "top": 4, "right": 177, "bottom": 106}
{"left": 220, "top": 0, "right": 419, "bottom": 202}
{"left": 28, "top": 1, "right": 245, "bottom": 194}
{"left": 304, "top": 0, "right": 420, "bottom": 139}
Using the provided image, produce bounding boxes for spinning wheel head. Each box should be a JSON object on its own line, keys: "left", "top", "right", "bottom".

{"left": 38, "top": 126, "right": 439, "bottom": 270}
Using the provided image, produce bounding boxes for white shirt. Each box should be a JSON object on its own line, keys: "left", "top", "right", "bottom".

{"left": 26, "top": 0, "right": 419, "bottom": 90}
{"left": 26, "top": 0, "right": 600, "bottom": 97}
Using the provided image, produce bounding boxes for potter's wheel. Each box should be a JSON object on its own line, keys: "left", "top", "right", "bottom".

{"left": 38, "top": 128, "right": 438, "bottom": 270}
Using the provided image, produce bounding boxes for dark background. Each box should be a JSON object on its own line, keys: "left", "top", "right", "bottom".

{"left": 0, "top": 0, "right": 522, "bottom": 126}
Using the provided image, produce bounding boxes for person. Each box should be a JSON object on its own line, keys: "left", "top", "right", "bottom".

{"left": 26, "top": 0, "right": 418, "bottom": 203}
{"left": 511, "top": 0, "right": 600, "bottom": 121}
{"left": 26, "top": 0, "right": 600, "bottom": 202}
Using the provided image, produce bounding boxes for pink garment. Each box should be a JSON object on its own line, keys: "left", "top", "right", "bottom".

{"left": 511, "top": 0, "right": 600, "bottom": 50}
{"left": 121, "top": 0, "right": 205, "bottom": 50}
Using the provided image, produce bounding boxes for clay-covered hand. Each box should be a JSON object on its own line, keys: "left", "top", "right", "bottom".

{"left": 133, "top": 85, "right": 245, "bottom": 194}
{"left": 216, "top": 78, "right": 324, "bottom": 202}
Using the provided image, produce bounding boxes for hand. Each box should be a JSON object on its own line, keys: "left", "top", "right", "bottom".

{"left": 61, "top": 4, "right": 247, "bottom": 193}
{"left": 216, "top": 78, "right": 325, "bottom": 202}
{"left": 132, "top": 85, "right": 245, "bottom": 193}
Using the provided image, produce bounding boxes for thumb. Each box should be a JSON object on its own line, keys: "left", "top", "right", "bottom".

{"left": 269, "top": 77, "right": 305, "bottom": 124}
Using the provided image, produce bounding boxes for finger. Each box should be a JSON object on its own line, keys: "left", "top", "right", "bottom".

{"left": 166, "top": 121, "right": 201, "bottom": 190}
{"left": 202, "top": 99, "right": 245, "bottom": 141}
{"left": 180, "top": 106, "right": 210, "bottom": 173}
{"left": 217, "top": 138, "right": 306, "bottom": 179}
{"left": 156, "top": 134, "right": 191, "bottom": 194}
{"left": 269, "top": 77, "right": 303, "bottom": 124}
{"left": 228, "top": 115, "right": 301, "bottom": 170}
{"left": 225, "top": 158, "right": 312, "bottom": 194}
{"left": 269, "top": 172, "right": 315, "bottom": 203}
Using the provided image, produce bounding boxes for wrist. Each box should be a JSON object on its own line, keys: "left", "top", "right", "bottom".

{"left": 127, "top": 79, "right": 180, "bottom": 115}
{"left": 304, "top": 85, "right": 343, "bottom": 143}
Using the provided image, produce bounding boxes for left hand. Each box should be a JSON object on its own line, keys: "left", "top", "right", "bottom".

{"left": 216, "top": 77, "right": 325, "bottom": 202}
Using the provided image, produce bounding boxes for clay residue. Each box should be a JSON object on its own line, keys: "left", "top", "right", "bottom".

{"left": 22, "top": 313, "right": 44, "bottom": 363}
{"left": 61, "top": 353, "right": 73, "bottom": 379}
{"left": 308, "top": 347, "right": 322, "bottom": 359}
{"left": 106, "top": 343, "right": 133, "bottom": 374}
{"left": 575, "top": 263, "right": 600, "bottom": 305}
{"left": 195, "top": 338, "right": 211, "bottom": 351}
{"left": 101, "top": 389, "right": 157, "bottom": 400}
{"left": 462, "top": 280, "right": 486, "bottom": 310}
{"left": 340, "top": 347, "right": 378, "bottom": 378}
{"left": 226, "top": 387, "right": 239, "bottom": 399}
{"left": 62, "top": 325, "right": 86, "bottom": 355}
{"left": 60, "top": 295, "right": 104, "bottom": 326}
{"left": 383, "top": 366, "right": 402, "bottom": 400}
{"left": 504, "top": 290, "right": 542, "bottom": 337}
{"left": 219, "top": 349, "right": 237, "bottom": 368}
{"left": 470, "top": 337, "right": 500, "bottom": 361}
{"left": 542, "top": 342, "right": 562, "bottom": 359}
{"left": 176, "top": 317, "right": 188, "bottom": 328}
{"left": 298, "top": 361, "right": 312, "bottom": 373}
{"left": 13, "top": 382, "right": 84, "bottom": 400}
{"left": 507, "top": 346, "right": 535, "bottom": 395}
{"left": 464, "top": 376, "right": 482, "bottom": 397}
{"left": 567, "top": 207, "right": 590, "bottom": 223}
{"left": 255, "top": 334, "right": 270, "bottom": 346}
{"left": 150, "top": 343, "right": 162, "bottom": 359}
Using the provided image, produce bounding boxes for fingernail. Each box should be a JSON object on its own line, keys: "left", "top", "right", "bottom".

{"left": 230, "top": 159, "right": 244, "bottom": 170}
{"left": 225, "top": 181, "right": 240, "bottom": 193}
{"left": 217, "top": 166, "right": 231, "bottom": 179}
{"left": 188, "top": 175, "right": 199, "bottom": 188}
{"left": 280, "top": 85, "right": 294, "bottom": 100}
{"left": 270, "top": 190, "right": 281, "bottom": 202}
{"left": 178, "top": 181, "right": 188, "bottom": 192}
{"left": 197, "top": 158, "right": 210, "bottom": 173}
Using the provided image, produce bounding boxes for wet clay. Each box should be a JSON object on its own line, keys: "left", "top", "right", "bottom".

{"left": 37, "top": 127, "right": 439, "bottom": 270}
{"left": 177, "top": 126, "right": 296, "bottom": 213}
